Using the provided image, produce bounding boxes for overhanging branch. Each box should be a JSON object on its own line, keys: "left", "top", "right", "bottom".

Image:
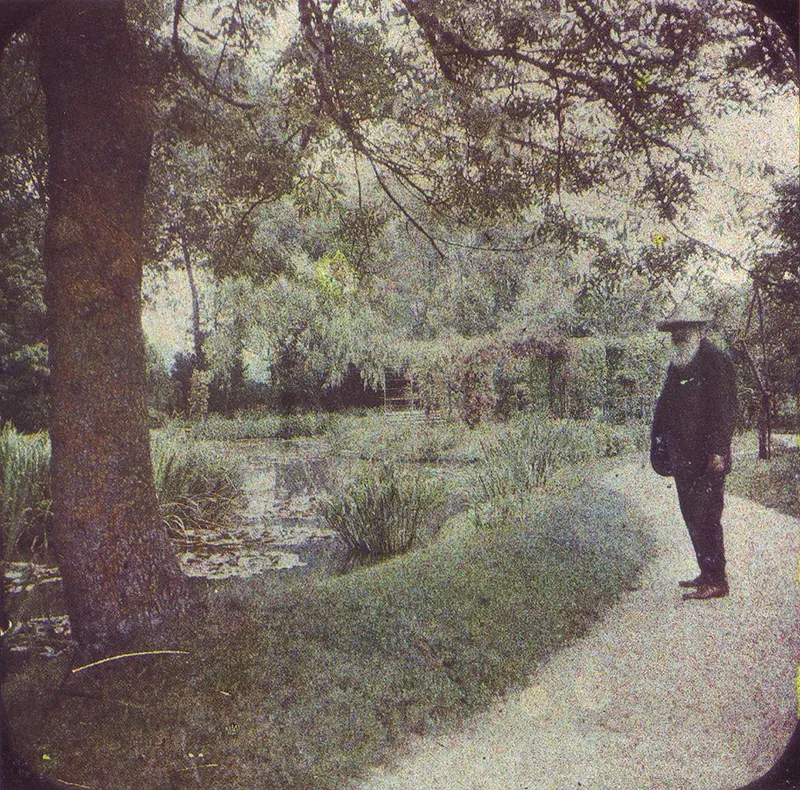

{"left": 171, "top": 0, "right": 256, "bottom": 110}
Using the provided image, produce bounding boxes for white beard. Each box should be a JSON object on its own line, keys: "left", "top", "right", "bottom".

{"left": 671, "top": 339, "right": 701, "bottom": 370}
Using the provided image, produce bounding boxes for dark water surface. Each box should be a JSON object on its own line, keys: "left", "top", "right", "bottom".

{"left": 4, "top": 438, "right": 345, "bottom": 658}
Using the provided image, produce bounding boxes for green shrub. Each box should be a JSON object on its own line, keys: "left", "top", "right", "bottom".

{"left": 0, "top": 424, "right": 51, "bottom": 558}
{"left": 178, "top": 411, "right": 283, "bottom": 441}
{"left": 593, "top": 420, "right": 650, "bottom": 458}
{"left": 495, "top": 356, "right": 546, "bottom": 416}
{"left": 320, "top": 461, "right": 444, "bottom": 560}
{"left": 604, "top": 334, "right": 669, "bottom": 423}
{"left": 409, "top": 342, "right": 460, "bottom": 417}
{"left": 273, "top": 412, "right": 332, "bottom": 439}
{"left": 477, "top": 417, "right": 599, "bottom": 502}
{"left": 151, "top": 436, "right": 244, "bottom": 539}
{"left": 327, "top": 412, "right": 479, "bottom": 463}
{"left": 564, "top": 337, "right": 607, "bottom": 420}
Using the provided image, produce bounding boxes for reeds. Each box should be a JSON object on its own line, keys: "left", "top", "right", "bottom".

{"left": 167, "top": 411, "right": 333, "bottom": 441}
{"left": 0, "top": 424, "right": 51, "bottom": 558}
{"left": 1, "top": 424, "right": 245, "bottom": 559}
{"left": 151, "top": 435, "right": 244, "bottom": 540}
{"left": 320, "top": 461, "right": 443, "bottom": 560}
{"left": 477, "top": 417, "right": 598, "bottom": 502}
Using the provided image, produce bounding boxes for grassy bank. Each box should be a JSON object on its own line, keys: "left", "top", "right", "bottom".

{"left": 7, "top": 470, "right": 650, "bottom": 790}
{"left": 728, "top": 433, "right": 799, "bottom": 519}
{"left": 167, "top": 410, "right": 334, "bottom": 441}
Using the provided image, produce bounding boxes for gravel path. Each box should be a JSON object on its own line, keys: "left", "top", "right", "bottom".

{"left": 355, "top": 462, "right": 800, "bottom": 790}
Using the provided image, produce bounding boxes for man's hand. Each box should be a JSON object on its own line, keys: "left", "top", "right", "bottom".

{"left": 708, "top": 453, "right": 727, "bottom": 473}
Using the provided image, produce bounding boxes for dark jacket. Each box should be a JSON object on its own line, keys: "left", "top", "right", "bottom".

{"left": 650, "top": 338, "right": 737, "bottom": 477}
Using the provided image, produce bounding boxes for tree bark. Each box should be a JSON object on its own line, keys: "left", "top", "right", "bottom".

{"left": 180, "top": 235, "right": 206, "bottom": 368}
{"left": 37, "top": 0, "right": 186, "bottom": 650}
{"left": 0, "top": 0, "right": 55, "bottom": 53}
{"left": 757, "top": 392, "right": 773, "bottom": 460}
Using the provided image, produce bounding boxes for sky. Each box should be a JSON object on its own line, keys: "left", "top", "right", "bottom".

{"left": 691, "top": 95, "right": 798, "bottom": 259}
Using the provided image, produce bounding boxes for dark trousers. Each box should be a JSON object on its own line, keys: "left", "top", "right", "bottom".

{"left": 674, "top": 470, "right": 727, "bottom": 583}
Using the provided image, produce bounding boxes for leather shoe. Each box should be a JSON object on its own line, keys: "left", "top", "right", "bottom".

{"left": 682, "top": 582, "right": 729, "bottom": 601}
{"left": 678, "top": 575, "right": 706, "bottom": 588}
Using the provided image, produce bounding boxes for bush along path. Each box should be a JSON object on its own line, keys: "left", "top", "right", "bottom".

{"left": 355, "top": 463, "right": 800, "bottom": 790}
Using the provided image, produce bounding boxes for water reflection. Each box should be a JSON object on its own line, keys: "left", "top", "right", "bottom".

{"left": 178, "top": 441, "right": 340, "bottom": 580}
{"left": 3, "top": 562, "right": 71, "bottom": 659}
{"left": 3, "top": 440, "right": 343, "bottom": 659}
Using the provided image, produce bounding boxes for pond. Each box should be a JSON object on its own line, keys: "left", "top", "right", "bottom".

{"left": 178, "top": 437, "right": 344, "bottom": 579}
{"left": 3, "top": 438, "right": 347, "bottom": 659}
{"left": 4, "top": 433, "right": 476, "bottom": 659}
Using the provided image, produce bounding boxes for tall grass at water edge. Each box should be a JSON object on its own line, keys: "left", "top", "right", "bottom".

{"left": 0, "top": 424, "right": 51, "bottom": 557}
{"left": 170, "top": 410, "right": 333, "bottom": 441}
{"left": 327, "top": 411, "right": 647, "bottom": 465}
{"left": 0, "top": 425, "right": 243, "bottom": 559}
{"left": 150, "top": 434, "right": 244, "bottom": 540}
{"left": 318, "top": 415, "right": 646, "bottom": 563}
{"left": 320, "top": 461, "right": 444, "bottom": 560}
{"left": 325, "top": 411, "right": 485, "bottom": 462}
{"left": 476, "top": 417, "right": 644, "bottom": 504}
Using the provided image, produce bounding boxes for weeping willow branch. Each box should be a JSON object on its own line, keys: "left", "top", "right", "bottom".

{"left": 369, "top": 160, "right": 446, "bottom": 259}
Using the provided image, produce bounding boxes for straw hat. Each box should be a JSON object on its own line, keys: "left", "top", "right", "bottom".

{"left": 656, "top": 305, "right": 711, "bottom": 332}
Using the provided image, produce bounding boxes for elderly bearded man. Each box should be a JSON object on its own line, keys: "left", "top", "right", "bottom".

{"left": 650, "top": 308, "right": 738, "bottom": 601}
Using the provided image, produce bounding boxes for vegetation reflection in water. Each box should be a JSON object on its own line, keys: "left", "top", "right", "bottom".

{"left": 3, "top": 439, "right": 345, "bottom": 658}
{"left": 179, "top": 440, "right": 339, "bottom": 579}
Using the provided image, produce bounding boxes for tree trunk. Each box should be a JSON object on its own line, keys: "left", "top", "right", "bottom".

{"left": 181, "top": 235, "right": 206, "bottom": 369}
{"left": 757, "top": 391, "right": 773, "bottom": 460}
{"left": 38, "top": 0, "right": 185, "bottom": 650}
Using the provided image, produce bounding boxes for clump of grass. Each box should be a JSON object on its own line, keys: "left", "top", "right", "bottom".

{"left": 320, "top": 461, "right": 444, "bottom": 560}
{"left": 399, "top": 420, "right": 472, "bottom": 462}
{"left": 273, "top": 412, "right": 332, "bottom": 439}
{"left": 593, "top": 420, "right": 650, "bottom": 458}
{"left": 174, "top": 410, "right": 283, "bottom": 441}
{"left": 477, "top": 417, "right": 598, "bottom": 502}
{"left": 0, "top": 424, "right": 51, "bottom": 559}
{"left": 167, "top": 410, "right": 333, "bottom": 442}
{"left": 327, "top": 411, "right": 482, "bottom": 463}
{"left": 151, "top": 436, "right": 244, "bottom": 539}
{"left": 0, "top": 427, "right": 244, "bottom": 557}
